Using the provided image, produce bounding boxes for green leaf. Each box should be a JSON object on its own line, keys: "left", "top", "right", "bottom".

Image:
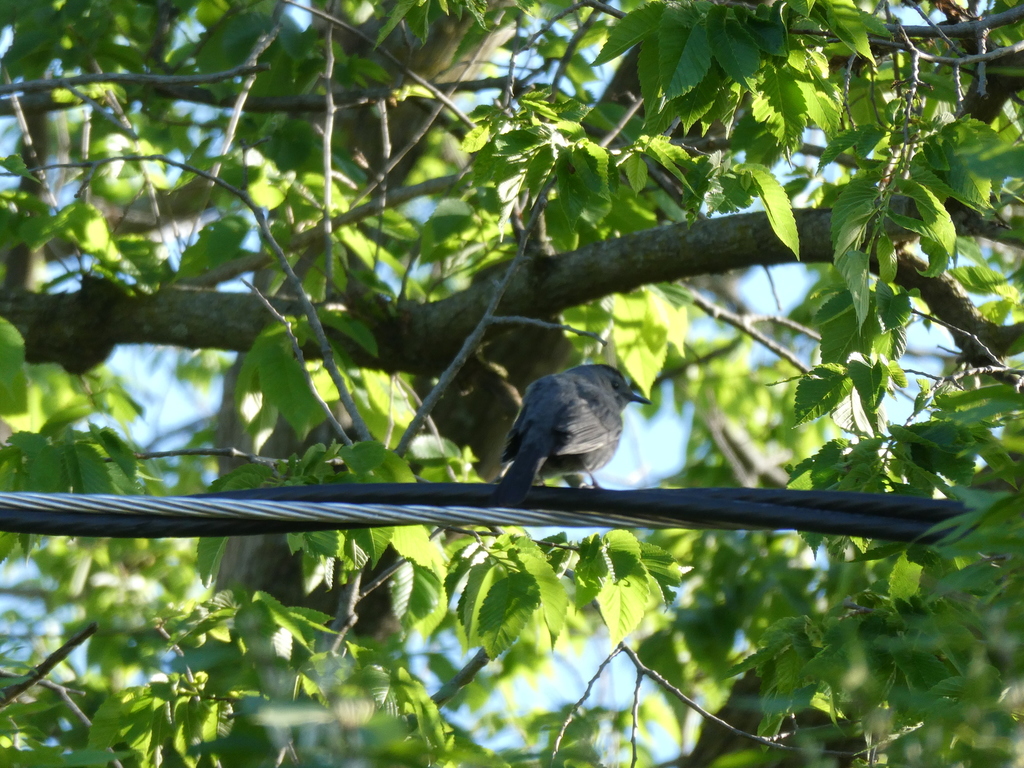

{"left": 64, "top": 442, "right": 114, "bottom": 494}
{"left": 831, "top": 176, "right": 878, "bottom": 257}
{"left": 745, "top": 163, "right": 799, "bottom": 259}
{"left": 458, "top": 560, "right": 498, "bottom": 648}
{"left": 478, "top": 569, "right": 541, "bottom": 656}
{"left": 420, "top": 198, "right": 474, "bottom": 263}
{"left": 177, "top": 216, "right": 249, "bottom": 278}
{"left": 516, "top": 541, "right": 569, "bottom": 644}
{"left": 876, "top": 235, "right": 897, "bottom": 285}
{"left": 671, "top": 70, "right": 722, "bottom": 132}
{"left": 338, "top": 441, "right": 388, "bottom": 475}
{"left": 950, "top": 266, "right": 1018, "bottom": 300}
{"left": 707, "top": 5, "right": 761, "bottom": 89}
{"left": 896, "top": 180, "right": 956, "bottom": 275}
{"left": 848, "top": 358, "right": 886, "bottom": 415}
{"left": 827, "top": 0, "right": 876, "bottom": 64}
{"left": 352, "top": 527, "right": 393, "bottom": 567}
{"left": 597, "top": 562, "right": 650, "bottom": 646}
{"left": 612, "top": 290, "right": 669, "bottom": 396}
{"left": 405, "top": 563, "right": 447, "bottom": 636}
{"left": 663, "top": 21, "right": 710, "bottom": 98}
{"left": 835, "top": 250, "right": 870, "bottom": 327}
{"left": 889, "top": 552, "right": 922, "bottom": 600}
{"left": 197, "top": 537, "right": 227, "bottom": 587}
{"left": 593, "top": 2, "right": 664, "bottom": 65}
{"left": 747, "top": 7, "right": 788, "bottom": 55}
{"left": 622, "top": 152, "right": 649, "bottom": 193}
{"left": 639, "top": 541, "right": 683, "bottom": 602}
{"left": 876, "top": 282, "right": 911, "bottom": 332}
{"left": 238, "top": 327, "right": 325, "bottom": 439}
{"left": 391, "top": 525, "right": 445, "bottom": 570}
{"left": 253, "top": 591, "right": 331, "bottom": 651}
{"left": 794, "top": 364, "right": 850, "bottom": 424}
{"left": 0, "top": 317, "right": 26, "bottom": 415}
{"left": 752, "top": 67, "right": 806, "bottom": 148}
{"left": 0, "top": 154, "right": 35, "bottom": 179}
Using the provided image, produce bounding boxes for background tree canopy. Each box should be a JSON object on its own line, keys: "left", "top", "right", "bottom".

{"left": 0, "top": 0, "right": 1023, "bottom": 764}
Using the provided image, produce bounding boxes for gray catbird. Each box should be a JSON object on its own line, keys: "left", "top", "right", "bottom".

{"left": 492, "top": 364, "right": 651, "bottom": 506}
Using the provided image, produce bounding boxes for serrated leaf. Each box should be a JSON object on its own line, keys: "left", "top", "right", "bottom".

{"left": 849, "top": 358, "right": 886, "bottom": 414}
{"left": 253, "top": 591, "right": 331, "bottom": 651}
{"left": 672, "top": 70, "right": 722, "bottom": 132}
{"left": 239, "top": 327, "right": 325, "bottom": 439}
{"left": 597, "top": 564, "right": 650, "bottom": 646}
{"left": 665, "top": 23, "right": 711, "bottom": 98}
{"left": 0, "top": 154, "right": 35, "bottom": 179}
{"left": 745, "top": 163, "right": 799, "bottom": 259}
{"left": 461, "top": 124, "right": 490, "bottom": 153}
{"left": 612, "top": 290, "right": 668, "bottom": 396}
{"left": 827, "top": 0, "right": 876, "bottom": 64}
{"left": 351, "top": 527, "right": 393, "bottom": 567}
{"left": 0, "top": 317, "right": 25, "bottom": 389}
{"left": 478, "top": 569, "right": 541, "bottom": 656}
{"left": 831, "top": 176, "right": 878, "bottom": 257}
{"left": 516, "top": 541, "right": 569, "bottom": 643}
{"left": 197, "top": 537, "right": 227, "bottom": 587}
{"left": 875, "top": 282, "right": 911, "bottom": 332}
{"left": 64, "top": 442, "right": 114, "bottom": 494}
{"left": 593, "top": 2, "right": 665, "bottom": 65}
{"left": 338, "top": 441, "right": 388, "bottom": 475}
{"left": 622, "top": 152, "right": 649, "bottom": 193}
{"left": 794, "top": 364, "right": 850, "bottom": 424}
{"left": 889, "top": 552, "right": 922, "bottom": 600}
{"left": 835, "top": 250, "right": 870, "bottom": 327}
{"left": 876, "top": 235, "right": 897, "bottom": 284}
{"left": 897, "top": 180, "right": 956, "bottom": 275}
{"left": 753, "top": 68, "right": 806, "bottom": 146}
{"left": 391, "top": 525, "right": 445, "bottom": 570}
{"left": 707, "top": 6, "right": 761, "bottom": 89}
{"left": 458, "top": 561, "right": 498, "bottom": 648}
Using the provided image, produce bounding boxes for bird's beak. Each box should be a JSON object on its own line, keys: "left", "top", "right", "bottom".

{"left": 630, "top": 391, "right": 652, "bottom": 405}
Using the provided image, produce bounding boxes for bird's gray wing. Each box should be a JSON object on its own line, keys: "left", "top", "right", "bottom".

{"left": 550, "top": 380, "right": 623, "bottom": 456}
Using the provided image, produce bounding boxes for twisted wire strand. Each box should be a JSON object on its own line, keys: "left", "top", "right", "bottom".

{"left": 0, "top": 485, "right": 969, "bottom": 542}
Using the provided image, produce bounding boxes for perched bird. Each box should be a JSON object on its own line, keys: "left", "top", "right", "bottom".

{"left": 492, "top": 364, "right": 651, "bottom": 506}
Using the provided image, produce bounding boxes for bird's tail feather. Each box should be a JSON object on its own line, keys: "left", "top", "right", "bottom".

{"left": 492, "top": 442, "right": 547, "bottom": 507}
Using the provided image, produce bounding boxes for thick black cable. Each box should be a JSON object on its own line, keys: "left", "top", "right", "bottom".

{"left": 210, "top": 485, "right": 965, "bottom": 542}
{"left": 0, "top": 485, "right": 968, "bottom": 542}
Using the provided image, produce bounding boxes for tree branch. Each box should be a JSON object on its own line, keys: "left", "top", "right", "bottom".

{"left": 0, "top": 623, "right": 97, "bottom": 709}
{"left": 0, "top": 200, "right": 1018, "bottom": 376}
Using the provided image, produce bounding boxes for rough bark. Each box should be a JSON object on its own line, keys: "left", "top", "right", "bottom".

{"left": 3, "top": 205, "right": 1018, "bottom": 374}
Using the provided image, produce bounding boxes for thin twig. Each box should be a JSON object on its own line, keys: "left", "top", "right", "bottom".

{"left": 329, "top": 569, "right": 363, "bottom": 654}
{"left": 550, "top": 8, "right": 597, "bottom": 103}
{"left": 620, "top": 645, "right": 856, "bottom": 757}
{"left": 0, "top": 623, "right": 98, "bottom": 709}
{"left": 432, "top": 648, "right": 490, "bottom": 706}
{"left": 243, "top": 278, "right": 352, "bottom": 444}
{"left": 323, "top": 26, "right": 337, "bottom": 298}
{"left": 395, "top": 182, "right": 555, "bottom": 456}
{"left": 396, "top": 377, "right": 459, "bottom": 481}
{"left": 487, "top": 315, "right": 608, "bottom": 345}
{"left": 0, "top": 64, "right": 269, "bottom": 97}
{"left": 551, "top": 644, "right": 624, "bottom": 764}
{"left": 186, "top": 171, "right": 471, "bottom": 287}
{"left": 600, "top": 96, "right": 644, "bottom": 149}
{"left": 283, "top": 0, "right": 475, "bottom": 128}
{"left": 134, "top": 447, "right": 279, "bottom": 466}
{"left": 187, "top": 26, "right": 279, "bottom": 246}
{"left": 629, "top": 666, "right": 643, "bottom": 768}
{"left": 688, "top": 291, "right": 810, "bottom": 372}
